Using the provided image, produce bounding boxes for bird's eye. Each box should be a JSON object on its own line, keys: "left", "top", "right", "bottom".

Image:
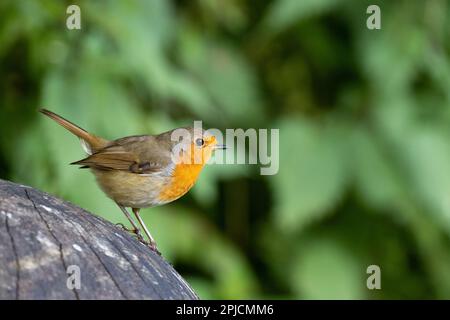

{"left": 195, "top": 138, "right": 205, "bottom": 147}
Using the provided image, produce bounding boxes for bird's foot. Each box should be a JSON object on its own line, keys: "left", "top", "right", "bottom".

{"left": 149, "top": 242, "right": 161, "bottom": 255}
{"left": 115, "top": 223, "right": 160, "bottom": 255}
{"left": 116, "top": 223, "right": 147, "bottom": 242}
{"left": 115, "top": 222, "right": 133, "bottom": 232}
{"left": 136, "top": 238, "right": 161, "bottom": 255}
{"left": 134, "top": 237, "right": 160, "bottom": 255}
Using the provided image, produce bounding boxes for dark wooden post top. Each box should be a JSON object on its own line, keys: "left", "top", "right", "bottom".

{"left": 0, "top": 179, "right": 198, "bottom": 300}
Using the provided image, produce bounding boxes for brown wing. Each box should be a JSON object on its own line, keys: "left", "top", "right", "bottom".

{"left": 71, "top": 135, "right": 173, "bottom": 174}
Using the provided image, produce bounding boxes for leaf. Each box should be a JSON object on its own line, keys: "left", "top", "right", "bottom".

{"left": 178, "top": 27, "right": 265, "bottom": 125}
{"left": 272, "top": 117, "right": 349, "bottom": 232}
{"left": 352, "top": 127, "right": 403, "bottom": 209}
{"left": 356, "top": 8, "right": 426, "bottom": 96}
{"left": 291, "top": 238, "right": 365, "bottom": 299}
{"left": 87, "top": 0, "right": 214, "bottom": 118}
{"left": 184, "top": 277, "right": 215, "bottom": 300}
{"left": 191, "top": 163, "right": 249, "bottom": 207}
{"left": 263, "top": 0, "right": 342, "bottom": 33}
{"left": 400, "top": 127, "right": 450, "bottom": 235}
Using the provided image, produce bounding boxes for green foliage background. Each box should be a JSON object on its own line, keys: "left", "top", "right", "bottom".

{"left": 1, "top": 0, "right": 450, "bottom": 299}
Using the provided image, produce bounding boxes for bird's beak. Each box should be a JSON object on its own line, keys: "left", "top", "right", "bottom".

{"left": 214, "top": 144, "right": 227, "bottom": 150}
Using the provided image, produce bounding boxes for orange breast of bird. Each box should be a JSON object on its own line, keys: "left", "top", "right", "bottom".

{"left": 157, "top": 163, "right": 204, "bottom": 203}
{"left": 157, "top": 141, "right": 213, "bottom": 204}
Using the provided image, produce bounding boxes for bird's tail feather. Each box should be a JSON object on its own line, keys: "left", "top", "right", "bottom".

{"left": 39, "top": 108, "right": 108, "bottom": 154}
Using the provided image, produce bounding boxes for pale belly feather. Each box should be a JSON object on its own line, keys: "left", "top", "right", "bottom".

{"left": 92, "top": 169, "right": 170, "bottom": 208}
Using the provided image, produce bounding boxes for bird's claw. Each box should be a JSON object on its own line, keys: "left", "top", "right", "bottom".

{"left": 148, "top": 242, "right": 161, "bottom": 255}
{"left": 136, "top": 237, "right": 161, "bottom": 255}
{"left": 115, "top": 222, "right": 133, "bottom": 232}
{"left": 115, "top": 223, "right": 160, "bottom": 255}
{"left": 116, "top": 223, "right": 146, "bottom": 241}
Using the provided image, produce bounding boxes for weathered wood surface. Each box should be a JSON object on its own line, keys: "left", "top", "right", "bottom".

{"left": 0, "top": 179, "right": 198, "bottom": 300}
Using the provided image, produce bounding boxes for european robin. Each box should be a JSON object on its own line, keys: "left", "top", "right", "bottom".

{"left": 39, "top": 109, "right": 225, "bottom": 254}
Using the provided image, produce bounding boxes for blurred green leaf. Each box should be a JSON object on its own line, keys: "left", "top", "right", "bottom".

{"left": 178, "top": 27, "right": 265, "bottom": 125}
{"left": 263, "top": 0, "right": 341, "bottom": 33}
{"left": 400, "top": 127, "right": 450, "bottom": 234}
{"left": 291, "top": 238, "right": 365, "bottom": 299}
{"left": 272, "top": 117, "right": 349, "bottom": 232}
{"left": 352, "top": 127, "right": 403, "bottom": 209}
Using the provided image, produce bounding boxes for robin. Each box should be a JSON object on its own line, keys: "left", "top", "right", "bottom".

{"left": 40, "top": 109, "right": 225, "bottom": 254}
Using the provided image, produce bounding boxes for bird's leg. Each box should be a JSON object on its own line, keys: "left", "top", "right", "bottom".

{"left": 132, "top": 208, "right": 160, "bottom": 255}
{"left": 116, "top": 204, "right": 147, "bottom": 243}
